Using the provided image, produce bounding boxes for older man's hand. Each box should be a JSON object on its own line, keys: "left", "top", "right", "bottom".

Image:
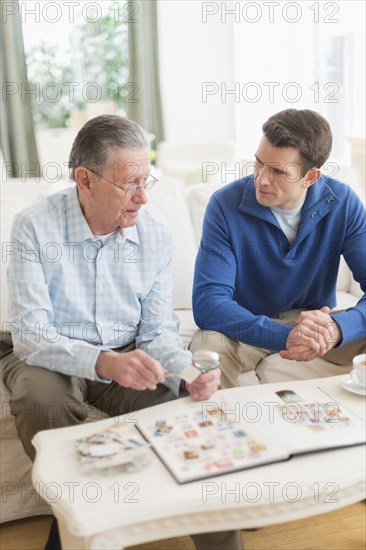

{"left": 96, "top": 349, "right": 167, "bottom": 390}
{"left": 280, "top": 306, "right": 342, "bottom": 361}
{"left": 186, "top": 368, "right": 221, "bottom": 400}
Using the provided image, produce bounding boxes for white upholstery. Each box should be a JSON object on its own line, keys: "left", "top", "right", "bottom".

{"left": 0, "top": 169, "right": 363, "bottom": 523}
{"left": 0, "top": 180, "right": 74, "bottom": 523}
{"left": 0, "top": 181, "right": 74, "bottom": 329}
{"left": 144, "top": 177, "right": 197, "bottom": 310}
{"left": 156, "top": 141, "right": 238, "bottom": 186}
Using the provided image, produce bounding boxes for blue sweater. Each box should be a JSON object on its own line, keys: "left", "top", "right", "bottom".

{"left": 192, "top": 175, "right": 366, "bottom": 351}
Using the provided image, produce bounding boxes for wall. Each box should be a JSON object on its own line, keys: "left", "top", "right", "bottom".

{"left": 157, "top": 0, "right": 365, "bottom": 188}
{"left": 157, "top": 0, "right": 236, "bottom": 143}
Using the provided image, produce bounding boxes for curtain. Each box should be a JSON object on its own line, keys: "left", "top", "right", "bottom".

{"left": 0, "top": 0, "right": 40, "bottom": 178}
{"left": 127, "top": 0, "right": 165, "bottom": 145}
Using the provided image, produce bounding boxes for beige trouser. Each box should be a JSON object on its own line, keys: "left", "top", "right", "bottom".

{"left": 1, "top": 333, "right": 244, "bottom": 550}
{"left": 190, "top": 310, "right": 366, "bottom": 388}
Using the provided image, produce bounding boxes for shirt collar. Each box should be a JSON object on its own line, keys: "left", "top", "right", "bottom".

{"left": 65, "top": 186, "right": 93, "bottom": 243}
{"left": 123, "top": 225, "right": 140, "bottom": 245}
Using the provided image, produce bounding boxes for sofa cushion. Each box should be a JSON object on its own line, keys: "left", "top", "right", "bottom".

{"left": 156, "top": 141, "right": 237, "bottom": 186}
{"left": 174, "top": 309, "right": 197, "bottom": 347}
{"left": 144, "top": 177, "right": 197, "bottom": 309}
{"left": 185, "top": 181, "right": 223, "bottom": 245}
{"left": 1, "top": 196, "right": 35, "bottom": 327}
{"left": 334, "top": 290, "right": 360, "bottom": 310}
{"left": 0, "top": 181, "right": 72, "bottom": 326}
{"left": 336, "top": 257, "right": 351, "bottom": 292}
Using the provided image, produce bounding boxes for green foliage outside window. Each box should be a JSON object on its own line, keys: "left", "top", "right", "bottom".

{"left": 25, "top": 2, "right": 129, "bottom": 128}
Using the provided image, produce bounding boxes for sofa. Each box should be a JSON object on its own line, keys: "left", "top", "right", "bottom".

{"left": 156, "top": 140, "right": 238, "bottom": 186}
{"left": 0, "top": 167, "right": 364, "bottom": 523}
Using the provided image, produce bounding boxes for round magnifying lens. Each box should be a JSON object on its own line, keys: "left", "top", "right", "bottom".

{"left": 192, "top": 350, "right": 220, "bottom": 372}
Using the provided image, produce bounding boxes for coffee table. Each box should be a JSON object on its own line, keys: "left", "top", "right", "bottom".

{"left": 32, "top": 376, "right": 366, "bottom": 550}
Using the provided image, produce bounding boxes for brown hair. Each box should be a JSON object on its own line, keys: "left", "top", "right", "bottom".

{"left": 262, "top": 109, "right": 332, "bottom": 176}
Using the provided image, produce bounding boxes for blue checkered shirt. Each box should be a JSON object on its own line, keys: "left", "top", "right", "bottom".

{"left": 7, "top": 186, "right": 191, "bottom": 395}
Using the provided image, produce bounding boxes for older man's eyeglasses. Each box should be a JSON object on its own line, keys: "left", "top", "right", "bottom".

{"left": 86, "top": 167, "right": 158, "bottom": 195}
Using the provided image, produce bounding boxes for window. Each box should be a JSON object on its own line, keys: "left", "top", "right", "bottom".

{"left": 22, "top": 0, "right": 129, "bottom": 129}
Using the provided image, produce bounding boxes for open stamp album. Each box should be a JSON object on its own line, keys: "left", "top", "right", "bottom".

{"left": 135, "top": 386, "right": 366, "bottom": 483}
{"left": 73, "top": 386, "right": 365, "bottom": 483}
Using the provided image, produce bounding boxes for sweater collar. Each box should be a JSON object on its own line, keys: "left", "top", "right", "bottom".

{"left": 238, "top": 175, "right": 340, "bottom": 250}
{"left": 239, "top": 174, "right": 340, "bottom": 221}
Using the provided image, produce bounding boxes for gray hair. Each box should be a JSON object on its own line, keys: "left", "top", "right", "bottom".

{"left": 69, "top": 115, "right": 150, "bottom": 180}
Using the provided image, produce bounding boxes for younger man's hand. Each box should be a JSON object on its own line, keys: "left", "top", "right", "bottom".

{"left": 186, "top": 368, "right": 221, "bottom": 400}
{"left": 280, "top": 306, "right": 342, "bottom": 361}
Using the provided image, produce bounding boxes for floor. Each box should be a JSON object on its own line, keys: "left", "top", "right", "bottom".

{"left": 0, "top": 501, "right": 365, "bottom": 549}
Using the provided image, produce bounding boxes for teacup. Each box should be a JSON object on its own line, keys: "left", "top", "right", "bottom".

{"left": 351, "top": 354, "right": 366, "bottom": 388}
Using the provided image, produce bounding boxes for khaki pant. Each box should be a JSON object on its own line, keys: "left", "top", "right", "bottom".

{"left": 190, "top": 310, "right": 366, "bottom": 388}
{"left": 1, "top": 333, "right": 244, "bottom": 550}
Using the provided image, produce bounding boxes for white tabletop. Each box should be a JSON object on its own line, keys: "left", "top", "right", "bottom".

{"left": 32, "top": 375, "right": 366, "bottom": 548}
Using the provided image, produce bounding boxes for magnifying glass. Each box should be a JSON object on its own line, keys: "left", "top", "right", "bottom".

{"left": 192, "top": 350, "right": 220, "bottom": 372}
{"left": 165, "top": 350, "right": 220, "bottom": 383}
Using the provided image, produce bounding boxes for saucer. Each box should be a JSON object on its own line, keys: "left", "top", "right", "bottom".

{"left": 341, "top": 376, "right": 366, "bottom": 397}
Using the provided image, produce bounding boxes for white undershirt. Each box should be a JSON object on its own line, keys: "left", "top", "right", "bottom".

{"left": 92, "top": 230, "right": 118, "bottom": 245}
{"left": 270, "top": 203, "right": 304, "bottom": 245}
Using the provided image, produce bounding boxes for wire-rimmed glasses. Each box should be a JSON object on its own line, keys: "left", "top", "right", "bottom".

{"left": 85, "top": 167, "right": 158, "bottom": 195}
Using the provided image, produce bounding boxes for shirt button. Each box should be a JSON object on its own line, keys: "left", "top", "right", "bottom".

{"left": 98, "top": 284, "right": 104, "bottom": 291}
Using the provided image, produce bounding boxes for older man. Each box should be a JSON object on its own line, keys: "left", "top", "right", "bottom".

{"left": 2, "top": 116, "right": 242, "bottom": 550}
